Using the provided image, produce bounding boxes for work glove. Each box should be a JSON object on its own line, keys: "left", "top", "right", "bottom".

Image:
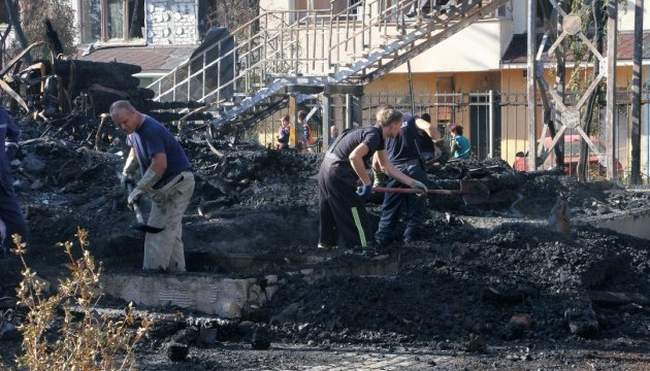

{"left": 127, "top": 187, "right": 145, "bottom": 207}
{"left": 410, "top": 180, "right": 429, "bottom": 195}
{"left": 373, "top": 171, "right": 388, "bottom": 188}
{"left": 356, "top": 183, "right": 373, "bottom": 198}
{"left": 127, "top": 167, "right": 161, "bottom": 207}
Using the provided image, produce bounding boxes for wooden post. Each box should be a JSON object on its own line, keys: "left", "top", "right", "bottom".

{"left": 289, "top": 95, "right": 298, "bottom": 148}
{"left": 101, "top": 0, "right": 109, "bottom": 41}
{"left": 321, "top": 93, "right": 331, "bottom": 151}
{"left": 407, "top": 60, "right": 416, "bottom": 115}
{"left": 631, "top": 0, "right": 643, "bottom": 184}
{"left": 527, "top": 0, "right": 537, "bottom": 171}
{"left": 606, "top": 0, "right": 618, "bottom": 180}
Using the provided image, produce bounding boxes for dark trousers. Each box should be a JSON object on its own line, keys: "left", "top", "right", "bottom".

{"left": 375, "top": 162, "right": 428, "bottom": 244}
{"left": 0, "top": 180, "right": 27, "bottom": 252}
{"left": 318, "top": 158, "right": 370, "bottom": 249}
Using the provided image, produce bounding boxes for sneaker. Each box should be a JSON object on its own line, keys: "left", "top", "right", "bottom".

{"left": 317, "top": 242, "right": 337, "bottom": 250}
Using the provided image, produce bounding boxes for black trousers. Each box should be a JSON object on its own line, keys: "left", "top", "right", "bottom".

{"left": 375, "top": 162, "right": 428, "bottom": 244}
{"left": 0, "top": 175, "right": 27, "bottom": 252}
{"left": 318, "top": 157, "right": 370, "bottom": 249}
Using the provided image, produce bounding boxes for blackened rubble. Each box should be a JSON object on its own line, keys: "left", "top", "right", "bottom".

{"left": 2, "top": 112, "right": 650, "bottom": 365}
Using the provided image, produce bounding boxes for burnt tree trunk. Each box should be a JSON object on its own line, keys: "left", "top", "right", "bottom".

{"left": 4, "top": 0, "right": 30, "bottom": 62}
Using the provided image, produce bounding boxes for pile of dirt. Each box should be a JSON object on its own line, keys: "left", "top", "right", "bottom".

{"left": 188, "top": 141, "right": 321, "bottom": 211}
{"left": 514, "top": 175, "right": 650, "bottom": 218}
{"left": 266, "top": 222, "right": 650, "bottom": 345}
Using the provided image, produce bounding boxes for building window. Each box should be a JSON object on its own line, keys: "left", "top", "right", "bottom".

{"left": 80, "top": 0, "right": 144, "bottom": 43}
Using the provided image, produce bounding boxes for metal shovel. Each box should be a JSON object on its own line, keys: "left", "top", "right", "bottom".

{"left": 126, "top": 183, "right": 165, "bottom": 234}
{"left": 373, "top": 179, "right": 490, "bottom": 205}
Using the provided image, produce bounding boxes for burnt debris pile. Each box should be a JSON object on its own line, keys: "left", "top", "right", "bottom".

{"left": 267, "top": 223, "right": 650, "bottom": 345}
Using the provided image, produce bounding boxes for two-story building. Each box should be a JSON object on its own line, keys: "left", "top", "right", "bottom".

{"left": 70, "top": 0, "right": 209, "bottom": 86}
{"left": 259, "top": 0, "right": 650, "bottom": 176}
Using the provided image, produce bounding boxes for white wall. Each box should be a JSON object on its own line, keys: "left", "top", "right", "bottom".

{"left": 392, "top": 19, "right": 512, "bottom": 73}
{"left": 146, "top": 0, "right": 199, "bottom": 45}
{"left": 619, "top": 0, "right": 650, "bottom": 31}
{"left": 261, "top": 0, "right": 291, "bottom": 11}
{"left": 512, "top": 0, "right": 526, "bottom": 34}
{"left": 70, "top": 0, "right": 81, "bottom": 45}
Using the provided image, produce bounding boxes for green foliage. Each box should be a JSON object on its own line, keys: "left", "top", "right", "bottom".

{"left": 8, "top": 229, "right": 151, "bottom": 371}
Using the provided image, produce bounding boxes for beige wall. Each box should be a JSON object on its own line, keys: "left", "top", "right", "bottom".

{"left": 366, "top": 71, "right": 501, "bottom": 95}
{"left": 391, "top": 19, "right": 514, "bottom": 73}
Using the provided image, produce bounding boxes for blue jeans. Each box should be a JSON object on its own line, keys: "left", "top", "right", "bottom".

{"left": 375, "top": 162, "right": 428, "bottom": 245}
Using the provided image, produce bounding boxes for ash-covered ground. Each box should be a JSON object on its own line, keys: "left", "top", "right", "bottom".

{"left": 2, "top": 117, "right": 650, "bottom": 370}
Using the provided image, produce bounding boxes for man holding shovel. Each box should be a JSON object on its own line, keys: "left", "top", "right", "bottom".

{"left": 318, "top": 105, "right": 427, "bottom": 251}
{"left": 111, "top": 100, "right": 194, "bottom": 272}
{"left": 374, "top": 114, "right": 432, "bottom": 248}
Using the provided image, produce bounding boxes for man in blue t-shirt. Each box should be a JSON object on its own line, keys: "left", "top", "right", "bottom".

{"left": 374, "top": 114, "right": 431, "bottom": 247}
{"left": 111, "top": 100, "right": 194, "bottom": 272}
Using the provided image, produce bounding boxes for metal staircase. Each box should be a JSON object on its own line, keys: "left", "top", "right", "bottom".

{"left": 147, "top": 0, "right": 510, "bottom": 131}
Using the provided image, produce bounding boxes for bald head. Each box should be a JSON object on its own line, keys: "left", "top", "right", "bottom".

{"left": 110, "top": 100, "right": 143, "bottom": 134}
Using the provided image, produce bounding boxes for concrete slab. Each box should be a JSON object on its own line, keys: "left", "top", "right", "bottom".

{"left": 101, "top": 253, "right": 400, "bottom": 317}
{"left": 101, "top": 272, "right": 277, "bottom": 319}
{"left": 581, "top": 206, "right": 650, "bottom": 240}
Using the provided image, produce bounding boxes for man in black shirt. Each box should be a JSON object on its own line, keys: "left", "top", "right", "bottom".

{"left": 374, "top": 114, "right": 432, "bottom": 247}
{"left": 318, "top": 106, "right": 428, "bottom": 250}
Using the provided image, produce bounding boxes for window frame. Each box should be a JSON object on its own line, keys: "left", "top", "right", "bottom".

{"left": 79, "top": 0, "right": 145, "bottom": 44}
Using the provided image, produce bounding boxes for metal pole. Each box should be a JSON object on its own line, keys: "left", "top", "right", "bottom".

{"left": 345, "top": 93, "right": 353, "bottom": 129}
{"left": 488, "top": 89, "right": 494, "bottom": 158}
{"left": 526, "top": 0, "right": 537, "bottom": 171}
{"left": 631, "top": 0, "right": 643, "bottom": 184}
{"left": 606, "top": 0, "right": 618, "bottom": 180}
{"left": 321, "top": 93, "right": 331, "bottom": 151}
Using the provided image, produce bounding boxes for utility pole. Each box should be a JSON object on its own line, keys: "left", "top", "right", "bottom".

{"left": 606, "top": 0, "right": 618, "bottom": 181}
{"left": 527, "top": 0, "right": 537, "bottom": 171}
{"left": 631, "top": 0, "right": 643, "bottom": 184}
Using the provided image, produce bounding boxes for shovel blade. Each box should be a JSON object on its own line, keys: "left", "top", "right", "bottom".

{"left": 459, "top": 179, "right": 490, "bottom": 205}
{"left": 131, "top": 224, "right": 165, "bottom": 234}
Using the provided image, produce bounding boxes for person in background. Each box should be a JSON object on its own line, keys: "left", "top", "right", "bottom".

{"left": 420, "top": 113, "right": 431, "bottom": 123}
{"left": 513, "top": 151, "right": 528, "bottom": 172}
{"left": 449, "top": 124, "right": 471, "bottom": 160}
{"left": 298, "top": 110, "right": 313, "bottom": 152}
{"left": 330, "top": 125, "right": 339, "bottom": 142}
{"left": 276, "top": 115, "right": 291, "bottom": 150}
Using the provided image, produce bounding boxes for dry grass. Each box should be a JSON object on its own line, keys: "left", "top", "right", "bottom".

{"left": 1, "top": 228, "right": 150, "bottom": 371}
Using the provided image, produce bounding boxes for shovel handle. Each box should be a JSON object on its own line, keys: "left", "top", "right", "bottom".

{"left": 126, "top": 183, "right": 146, "bottom": 223}
{"left": 131, "top": 201, "right": 146, "bottom": 224}
{"left": 373, "top": 187, "right": 457, "bottom": 195}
